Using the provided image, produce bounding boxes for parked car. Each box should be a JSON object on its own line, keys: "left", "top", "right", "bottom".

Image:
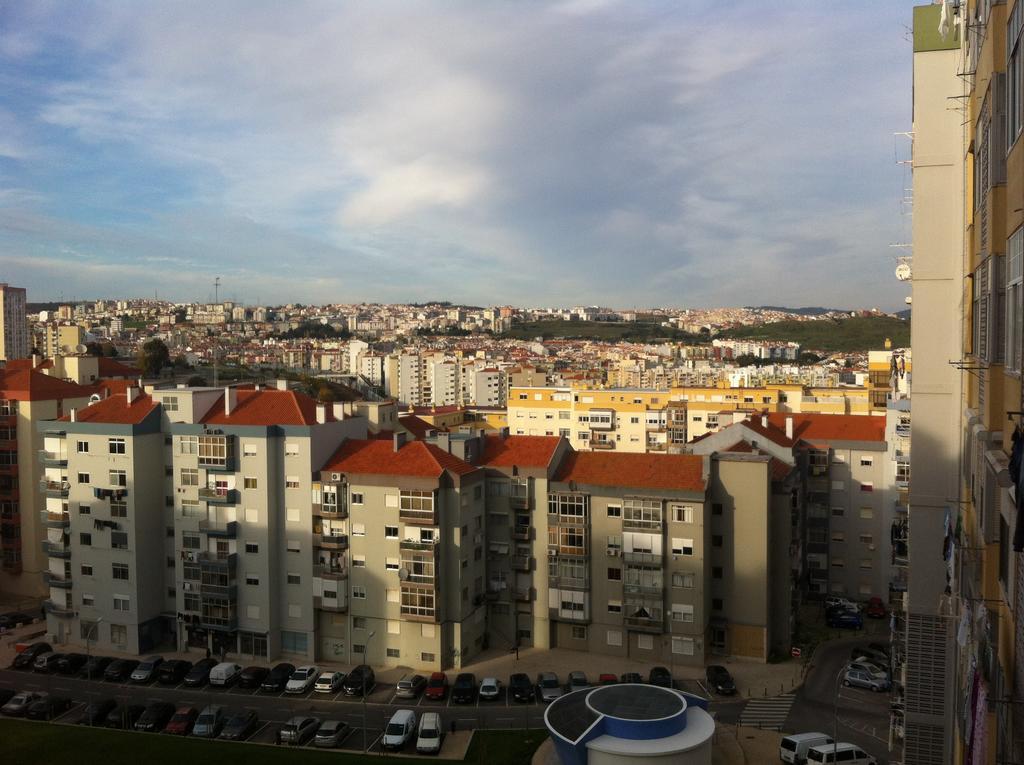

{"left": 261, "top": 662, "right": 296, "bottom": 692}
{"left": 850, "top": 646, "right": 889, "bottom": 667}
{"left": 315, "top": 670, "right": 345, "bottom": 693}
{"left": 648, "top": 666, "right": 673, "bottom": 688}
{"left": 33, "top": 651, "right": 63, "bottom": 673}
{"left": 598, "top": 673, "right": 618, "bottom": 685}
{"left": 416, "top": 712, "right": 443, "bottom": 755}
{"left": 130, "top": 655, "right": 165, "bottom": 684}
{"left": 537, "top": 672, "right": 564, "bottom": 703}
{"left": 0, "top": 611, "right": 33, "bottom": 630}
{"left": 103, "top": 704, "right": 144, "bottom": 729}
{"left": 238, "top": 665, "right": 269, "bottom": 689}
{"left": 11, "top": 642, "right": 51, "bottom": 670}
{"left": 824, "top": 596, "right": 860, "bottom": 612}
{"left": 80, "top": 655, "right": 113, "bottom": 680}
{"left": 1, "top": 691, "right": 39, "bottom": 717}
{"left": 219, "top": 710, "right": 259, "bottom": 741}
{"left": 847, "top": 661, "right": 888, "bottom": 679}
{"left": 104, "top": 659, "right": 139, "bottom": 683}
{"left": 182, "top": 658, "right": 216, "bottom": 687}
{"left": 843, "top": 668, "right": 891, "bottom": 693}
{"left": 779, "top": 732, "right": 835, "bottom": 764}
{"left": 341, "top": 664, "right": 375, "bottom": 696}
{"left": 425, "top": 671, "right": 449, "bottom": 700}
{"left": 865, "top": 597, "right": 887, "bottom": 619}
{"left": 192, "top": 705, "right": 226, "bottom": 738}
{"left": 163, "top": 706, "right": 198, "bottom": 735}
{"left": 620, "top": 672, "right": 643, "bottom": 684}
{"left": 451, "top": 673, "right": 477, "bottom": 703}
{"left": 826, "top": 610, "right": 864, "bottom": 630}
{"left": 285, "top": 665, "right": 320, "bottom": 694}
{"left": 55, "top": 653, "right": 88, "bottom": 675}
{"left": 567, "top": 671, "right": 590, "bottom": 692}
{"left": 209, "top": 662, "right": 242, "bottom": 687}
{"left": 25, "top": 695, "right": 72, "bottom": 721}
{"left": 396, "top": 673, "right": 427, "bottom": 699}
{"left": 156, "top": 659, "right": 193, "bottom": 685}
{"left": 313, "top": 719, "right": 351, "bottom": 748}
{"left": 134, "top": 701, "right": 175, "bottom": 732}
{"left": 509, "top": 673, "right": 534, "bottom": 702}
{"left": 280, "top": 715, "right": 320, "bottom": 746}
{"left": 77, "top": 698, "right": 117, "bottom": 726}
{"left": 807, "top": 741, "right": 877, "bottom": 764}
{"left": 382, "top": 709, "right": 417, "bottom": 750}
{"left": 705, "top": 665, "right": 737, "bottom": 695}
{"left": 479, "top": 677, "right": 501, "bottom": 701}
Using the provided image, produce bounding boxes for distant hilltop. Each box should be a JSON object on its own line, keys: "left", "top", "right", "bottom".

{"left": 746, "top": 305, "right": 851, "bottom": 316}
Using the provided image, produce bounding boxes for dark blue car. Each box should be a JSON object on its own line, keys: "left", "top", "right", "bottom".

{"left": 827, "top": 609, "right": 864, "bottom": 630}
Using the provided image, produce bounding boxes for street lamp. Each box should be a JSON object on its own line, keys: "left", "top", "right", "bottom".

{"left": 85, "top": 617, "right": 102, "bottom": 726}
{"left": 832, "top": 664, "right": 846, "bottom": 763}
{"left": 362, "top": 631, "right": 376, "bottom": 753}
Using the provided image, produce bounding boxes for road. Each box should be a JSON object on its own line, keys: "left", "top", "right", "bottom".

{"left": 787, "top": 637, "right": 895, "bottom": 763}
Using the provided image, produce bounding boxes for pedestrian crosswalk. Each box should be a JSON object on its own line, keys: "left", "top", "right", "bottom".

{"left": 738, "top": 693, "right": 796, "bottom": 731}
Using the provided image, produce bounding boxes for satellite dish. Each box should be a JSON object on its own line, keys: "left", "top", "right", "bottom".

{"left": 895, "top": 262, "right": 912, "bottom": 281}
{"left": 398, "top": 568, "right": 410, "bottom": 581}
{"left": 75, "top": 344, "right": 88, "bottom": 354}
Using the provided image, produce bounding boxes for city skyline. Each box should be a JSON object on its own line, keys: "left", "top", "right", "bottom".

{"left": 2, "top": 1, "right": 914, "bottom": 310}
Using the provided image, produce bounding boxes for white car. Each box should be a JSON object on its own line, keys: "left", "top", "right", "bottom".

{"left": 825, "top": 596, "right": 859, "bottom": 612}
{"left": 478, "top": 677, "right": 501, "bottom": 700}
{"left": 416, "top": 712, "right": 443, "bottom": 754}
{"left": 285, "top": 665, "right": 321, "bottom": 694}
{"left": 314, "top": 671, "right": 345, "bottom": 693}
{"left": 382, "top": 709, "right": 417, "bottom": 750}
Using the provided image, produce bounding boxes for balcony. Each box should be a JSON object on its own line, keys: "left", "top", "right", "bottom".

{"left": 509, "top": 493, "right": 530, "bottom": 510}
{"left": 314, "top": 564, "right": 348, "bottom": 580}
{"left": 43, "top": 599, "right": 75, "bottom": 617}
{"left": 624, "top": 615, "right": 664, "bottom": 633}
{"left": 624, "top": 582, "right": 664, "bottom": 596}
{"left": 313, "top": 503, "right": 348, "bottom": 520}
{"left": 512, "top": 524, "right": 532, "bottom": 541}
{"left": 512, "top": 554, "right": 535, "bottom": 572}
{"left": 42, "top": 540, "right": 71, "bottom": 559}
{"left": 515, "top": 586, "right": 535, "bottom": 602}
{"left": 314, "top": 533, "right": 348, "bottom": 550}
{"left": 198, "top": 551, "right": 238, "bottom": 571}
{"left": 314, "top": 596, "right": 346, "bottom": 613}
{"left": 548, "top": 607, "right": 589, "bottom": 624}
{"left": 198, "top": 519, "right": 238, "bottom": 538}
{"left": 199, "top": 612, "right": 238, "bottom": 631}
{"left": 399, "top": 608, "right": 438, "bottom": 623}
{"left": 589, "top": 439, "right": 615, "bottom": 450}
{"left": 43, "top": 570, "right": 72, "bottom": 589}
{"left": 622, "top": 517, "right": 663, "bottom": 532}
{"left": 399, "top": 539, "right": 438, "bottom": 553}
{"left": 199, "top": 487, "right": 238, "bottom": 504}
{"left": 200, "top": 582, "right": 238, "bottom": 600}
{"left": 41, "top": 511, "right": 69, "bottom": 528}
{"left": 399, "top": 507, "right": 437, "bottom": 526}
{"left": 623, "top": 551, "right": 661, "bottom": 566}
{"left": 92, "top": 487, "right": 127, "bottom": 501}
{"left": 39, "top": 480, "right": 70, "bottom": 498}
{"left": 38, "top": 450, "right": 67, "bottom": 468}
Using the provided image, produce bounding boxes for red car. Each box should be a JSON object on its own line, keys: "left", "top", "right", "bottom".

{"left": 598, "top": 673, "right": 618, "bottom": 685}
{"left": 424, "top": 671, "right": 449, "bottom": 700}
{"left": 865, "top": 597, "right": 887, "bottom": 619}
{"left": 163, "top": 705, "right": 198, "bottom": 735}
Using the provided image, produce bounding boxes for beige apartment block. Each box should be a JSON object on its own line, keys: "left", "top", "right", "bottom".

{"left": 0, "top": 284, "right": 29, "bottom": 362}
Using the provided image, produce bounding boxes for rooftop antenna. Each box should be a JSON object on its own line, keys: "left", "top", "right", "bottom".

{"left": 214, "top": 276, "right": 221, "bottom": 305}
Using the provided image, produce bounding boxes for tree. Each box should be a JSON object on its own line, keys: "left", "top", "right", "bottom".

{"left": 186, "top": 375, "right": 206, "bottom": 387}
{"left": 137, "top": 339, "right": 171, "bottom": 377}
{"left": 798, "top": 352, "right": 821, "bottom": 365}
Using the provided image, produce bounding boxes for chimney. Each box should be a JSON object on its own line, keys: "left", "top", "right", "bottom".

{"left": 500, "top": 426, "right": 509, "bottom": 440}
{"left": 393, "top": 431, "right": 407, "bottom": 452}
{"left": 332, "top": 402, "right": 345, "bottom": 420}
{"left": 31, "top": 353, "right": 40, "bottom": 368}
{"left": 435, "top": 432, "right": 451, "bottom": 453}
{"left": 70, "top": 408, "right": 77, "bottom": 422}
{"left": 276, "top": 379, "right": 288, "bottom": 391}
{"left": 126, "top": 387, "right": 138, "bottom": 405}
{"left": 761, "top": 414, "right": 767, "bottom": 428}
{"left": 316, "top": 404, "right": 327, "bottom": 424}
{"left": 785, "top": 416, "right": 794, "bottom": 441}
{"left": 224, "top": 386, "right": 237, "bottom": 416}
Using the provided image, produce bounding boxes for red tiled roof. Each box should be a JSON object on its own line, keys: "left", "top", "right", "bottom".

{"left": 481, "top": 435, "right": 561, "bottom": 468}
{"left": 202, "top": 389, "right": 334, "bottom": 426}
{"left": 398, "top": 414, "right": 443, "bottom": 440}
{"left": 322, "top": 439, "right": 477, "bottom": 478}
{"left": 65, "top": 393, "right": 158, "bottom": 425}
{"left": 723, "top": 440, "right": 754, "bottom": 453}
{"left": 97, "top": 357, "right": 142, "bottom": 377}
{"left": 739, "top": 418, "right": 796, "bottom": 448}
{"left": 765, "top": 413, "right": 886, "bottom": 443}
{"left": 770, "top": 458, "right": 794, "bottom": 481}
{"left": 86, "top": 379, "right": 136, "bottom": 398}
{"left": 410, "top": 405, "right": 464, "bottom": 416}
{"left": 0, "top": 368, "right": 92, "bottom": 402}
{"left": 554, "top": 451, "right": 705, "bottom": 492}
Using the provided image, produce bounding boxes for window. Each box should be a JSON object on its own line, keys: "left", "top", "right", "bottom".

{"left": 859, "top": 456, "right": 873, "bottom": 466}
{"left": 80, "top": 563, "right": 93, "bottom": 576}
{"left": 286, "top": 573, "right": 301, "bottom": 585}
{"left": 859, "top": 508, "right": 874, "bottom": 520}
{"left": 286, "top": 540, "right": 300, "bottom": 553}
{"left": 180, "top": 500, "right": 201, "bottom": 517}
{"left": 110, "top": 624, "right": 127, "bottom": 646}
{"left": 246, "top": 574, "right": 259, "bottom": 586}
{"left": 606, "top": 630, "right": 622, "bottom": 647}
{"left": 243, "top": 443, "right": 257, "bottom": 456}
{"left": 244, "top": 508, "right": 258, "bottom": 523}
{"left": 352, "top": 523, "right": 365, "bottom": 536}
{"left": 1008, "top": 227, "right": 1024, "bottom": 372}
{"left": 285, "top": 442, "right": 299, "bottom": 456}
{"left": 109, "top": 469, "right": 126, "bottom": 487}
{"left": 108, "top": 438, "right": 125, "bottom": 454}
{"left": 353, "top": 555, "right": 366, "bottom": 567}
{"left": 81, "top": 594, "right": 95, "bottom": 606}
{"left": 711, "top": 503, "right": 723, "bottom": 516}
{"left": 607, "top": 600, "right": 622, "bottom": 614}
{"left": 76, "top": 440, "right": 89, "bottom": 453}
{"left": 111, "top": 531, "right": 127, "bottom": 549}
{"left": 110, "top": 500, "right": 127, "bottom": 518}
{"left": 832, "top": 531, "right": 846, "bottom": 542}
{"left": 386, "top": 647, "right": 400, "bottom": 658}
{"left": 387, "top": 620, "right": 401, "bottom": 635}
{"left": 637, "top": 634, "right": 654, "bottom": 650}
{"left": 245, "top": 542, "right": 259, "bottom": 554}
{"left": 606, "top": 504, "right": 621, "bottom": 518}
{"left": 77, "top": 472, "right": 90, "bottom": 484}
{"left": 607, "top": 567, "right": 622, "bottom": 581}
{"left": 672, "top": 572, "right": 695, "bottom": 588}
{"left": 672, "top": 538, "right": 694, "bottom": 556}
{"left": 859, "top": 559, "right": 873, "bottom": 569}
{"left": 180, "top": 468, "right": 199, "bottom": 486}
{"left": 80, "top": 532, "right": 92, "bottom": 546}
{"left": 286, "top": 507, "right": 300, "bottom": 523}
{"left": 78, "top": 504, "right": 90, "bottom": 515}
{"left": 280, "top": 631, "right": 308, "bottom": 654}
{"left": 353, "top": 586, "right": 366, "bottom": 599}
{"left": 859, "top": 533, "right": 874, "bottom": 545}
{"left": 671, "top": 603, "right": 695, "bottom": 622}
{"left": 243, "top": 476, "right": 258, "bottom": 489}
{"left": 672, "top": 505, "right": 694, "bottom": 523}
{"left": 112, "top": 563, "right": 129, "bottom": 580}
{"left": 673, "top": 636, "right": 695, "bottom": 656}
{"left": 386, "top": 557, "right": 400, "bottom": 571}
{"left": 351, "top": 492, "right": 364, "bottom": 505}
{"left": 387, "top": 589, "right": 400, "bottom": 603}
{"left": 113, "top": 596, "right": 130, "bottom": 611}
{"left": 162, "top": 395, "right": 178, "bottom": 412}
{"left": 571, "top": 625, "right": 587, "bottom": 640}
{"left": 385, "top": 525, "right": 398, "bottom": 539}
{"left": 832, "top": 557, "right": 845, "bottom": 568}
{"left": 831, "top": 507, "right": 845, "bottom": 517}
{"left": 285, "top": 477, "right": 300, "bottom": 489}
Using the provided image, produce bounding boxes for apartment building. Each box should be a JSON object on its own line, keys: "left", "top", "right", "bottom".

{"left": 1, "top": 365, "right": 91, "bottom": 595}
{"left": 0, "top": 284, "right": 29, "bottom": 362}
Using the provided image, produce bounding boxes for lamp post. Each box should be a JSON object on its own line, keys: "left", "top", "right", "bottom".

{"left": 85, "top": 617, "right": 102, "bottom": 725}
{"left": 833, "top": 664, "right": 845, "bottom": 763}
{"left": 362, "top": 630, "right": 376, "bottom": 753}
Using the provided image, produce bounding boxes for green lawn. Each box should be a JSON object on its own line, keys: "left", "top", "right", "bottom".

{"left": 502, "top": 319, "right": 700, "bottom": 343}
{"left": 720, "top": 316, "right": 909, "bottom": 353}
{"left": 0, "top": 720, "right": 545, "bottom": 765}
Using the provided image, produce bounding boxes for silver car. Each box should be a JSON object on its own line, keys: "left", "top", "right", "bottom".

{"left": 192, "top": 705, "right": 225, "bottom": 738}
{"left": 537, "top": 672, "right": 563, "bottom": 703}
{"left": 843, "top": 668, "right": 890, "bottom": 693}
{"left": 280, "top": 715, "right": 320, "bottom": 745}
{"left": 313, "top": 719, "right": 351, "bottom": 748}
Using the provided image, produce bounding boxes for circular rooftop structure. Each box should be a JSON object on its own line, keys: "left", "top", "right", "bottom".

{"left": 544, "top": 683, "right": 713, "bottom": 765}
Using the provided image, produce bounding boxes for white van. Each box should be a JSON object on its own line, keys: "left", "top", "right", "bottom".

{"left": 383, "top": 709, "right": 417, "bottom": 750}
{"left": 780, "top": 732, "right": 835, "bottom": 764}
{"left": 806, "top": 742, "right": 877, "bottom": 765}
{"left": 416, "top": 712, "right": 443, "bottom": 755}
{"left": 208, "top": 661, "right": 242, "bottom": 687}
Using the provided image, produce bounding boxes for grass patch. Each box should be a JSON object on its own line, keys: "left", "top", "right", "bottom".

{"left": 502, "top": 320, "right": 701, "bottom": 343}
{"left": 0, "top": 719, "right": 546, "bottom": 765}
{"left": 720, "top": 316, "right": 909, "bottom": 353}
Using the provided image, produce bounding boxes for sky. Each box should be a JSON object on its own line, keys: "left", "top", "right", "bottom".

{"left": 0, "top": 1, "right": 918, "bottom": 310}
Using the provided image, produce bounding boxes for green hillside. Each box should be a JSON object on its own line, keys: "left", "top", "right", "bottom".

{"left": 720, "top": 316, "right": 909, "bottom": 353}
{"left": 502, "top": 320, "right": 700, "bottom": 343}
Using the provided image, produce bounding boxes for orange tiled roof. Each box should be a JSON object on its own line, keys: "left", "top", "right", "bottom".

{"left": 97, "top": 357, "right": 142, "bottom": 377}
{"left": 202, "top": 389, "right": 334, "bottom": 426}
{"left": 66, "top": 393, "right": 158, "bottom": 425}
{"left": 398, "top": 414, "right": 443, "bottom": 440}
{"left": 0, "top": 367, "right": 92, "bottom": 402}
{"left": 554, "top": 451, "right": 705, "bottom": 492}
{"left": 765, "top": 413, "right": 886, "bottom": 443}
{"left": 322, "top": 439, "right": 477, "bottom": 478}
{"left": 482, "top": 435, "right": 561, "bottom": 468}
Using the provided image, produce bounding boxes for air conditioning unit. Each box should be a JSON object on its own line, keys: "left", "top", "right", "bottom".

{"left": 548, "top": 548, "right": 558, "bottom": 558}
{"left": 331, "top": 473, "right": 341, "bottom": 481}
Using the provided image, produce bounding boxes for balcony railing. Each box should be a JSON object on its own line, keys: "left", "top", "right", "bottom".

{"left": 622, "top": 551, "right": 661, "bottom": 566}
{"left": 41, "top": 511, "right": 70, "bottom": 528}
{"left": 548, "top": 607, "right": 589, "bottom": 623}
{"left": 38, "top": 450, "right": 67, "bottom": 468}
{"left": 199, "top": 612, "right": 238, "bottom": 631}
{"left": 399, "top": 507, "right": 437, "bottom": 526}
{"left": 399, "top": 539, "right": 438, "bottom": 553}
{"left": 198, "top": 519, "right": 238, "bottom": 538}
{"left": 514, "top": 586, "right": 535, "bottom": 602}
{"left": 200, "top": 582, "right": 238, "bottom": 600}
{"left": 42, "top": 540, "right": 71, "bottom": 559}
{"left": 512, "top": 554, "right": 535, "bottom": 572}
{"left": 589, "top": 439, "right": 615, "bottom": 450}
{"left": 509, "top": 493, "right": 530, "bottom": 510}
{"left": 622, "top": 517, "right": 663, "bottom": 532}
{"left": 623, "top": 615, "right": 664, "bottom": 633}
{"left": 198, "top": 487, "right": 239, "bottom": 504}
{"left": 198, "top": 551, "right": 238, "bottom": 571}
{"left": 314, "top": 533, "right": 348, "bottom": 550}
{"left": 43, "top": 599, "right": 75, "bottom": 617}
{"left": 624, "top": 582, "right": 664, "bottom": 596}
{"left": 313, "top": 564, "right": 348, "bottom": 580}
{"left": 43, "top": 571, "right": 72, "bottom": 589}
{"left": 313, "top": 503, "right": 348, "bottom": 519}
{"left": 314, "top": 596, "right": 346, "bottom": 613}
{"left": 512, "top": 525, "right": 532, "bottom": 541}
{"left": 39, "top": 480, "right": 70, "bottom": 498}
